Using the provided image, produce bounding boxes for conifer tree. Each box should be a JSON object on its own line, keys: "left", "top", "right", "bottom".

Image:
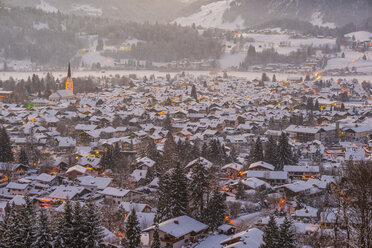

{"left": 72, "top": 201, "right": 86, "bottom": 248}
{"left": 163, "top": 113, "right": 172, "bottom": 131}
{"left": 54, "top": 199, "right": 74, "bottom": 248}
{"left": 235, "top": 180, "right": 246, "bottom": 200}
{"left": 32, "top": 209, "right": 53, "bottom": 248}
{"left": 0, "top": 203, "right": 17, "bottom": 247}
{"left": 191, "top": 84, "right": 198, "bottom": 101}
{"left": 278, "top": 217, "right": 296, "bottom": 248}
{"left": 170, "top": 163, "right": 188, "bottom": 217}
{"left": 151, "top": 215, "right": 161, "bottom": 248}
{"left": 19, "top": 148, "right": 29, "bottom": 166}
{"left": 252, "top": 137, "right": 264, "bottom": 162}
{"left": 206, "top": 188, "right": 226, "bottom": 231}
{"left": 260, "top": 215, "right": 280, "bottom": 248}
{"left": 19, "top": 196, "right": 36, "bottom": 247}
{"left": 84, "top": 200, "right": 105, "bottom": 248}
{"left": 0, "top": 127, "right": 14, "bottom": 162}
{"left": 277, "top": 132, "right": 294, "bottom": 170}
{"left": 264, "top": 136, "right": 278, "bottom": 168}
{"left": 157, "top": 173, "right": 173, "bottom": 222}
{"left": 161, "top": 132, "right": 178, "bottom": 172}
{"left": 189, "top": 160, "right": 210, "bottom": 221}
{"left": 126, "top": 208, "right": 141, "bottom": 248}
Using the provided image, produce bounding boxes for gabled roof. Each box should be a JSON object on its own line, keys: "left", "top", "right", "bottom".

{"left": 143, "top": 215, "right": 208, "bottom": 238}
{"left": 249, "top": 161, "right": 275, "bottom": 171}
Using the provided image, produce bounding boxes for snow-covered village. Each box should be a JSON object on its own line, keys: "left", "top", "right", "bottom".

{"left": 0, "top": 1, "right": 372, "bottom": 248}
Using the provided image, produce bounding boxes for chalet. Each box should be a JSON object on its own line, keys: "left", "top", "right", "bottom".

{"left": 285, "top": 125, "right": 327, "bottom": 142}
{"left": 6, "top": 182, "right": 29, "bottom": 195}
{"left": 77, "top": 176, "right": 112, "bottom": 193}
{"left": 245, "top": 170, "right": 288, "bottom": 186}
{"left": 144, "top": 215, "right": 208, "bottom": 248}
{"left": 49, "top": 185, "right": 86, "bottom": 201}
{"left": 100, "top": 187, "right": 142, "bottom": 204}
{"left": 66, "top": 165, "right": 87, "bottom": 180}
{"left": 284, "top": 165, "right": 320, "bottom": 180}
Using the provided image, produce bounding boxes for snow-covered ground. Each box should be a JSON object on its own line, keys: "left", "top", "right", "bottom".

{"left": 174, "top": 0, "right": 245, "bottom": 30}
{"left": 242, "top": 33, "right": 336, "bottom": 55}
{"left": 219, "top": 51, "right": 246, "bottom": 69}
{"left": 36, "top": 0, "right": 58, "bottom": 13}
{"left": 345, "top": 31, "right": 372, "bottom": 41}
{"left": 325, "top": 50, "right": 372, "bottom": 72}
{"left": 80, "top": 52, "right": 115, "bottom": 67}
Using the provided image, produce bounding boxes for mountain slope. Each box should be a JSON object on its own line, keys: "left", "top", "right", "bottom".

{"left": 176, "top": 0, "right": 372, "bottom": 29}
{"left": 3, "top": 0, "right": 186, "bottom": 23}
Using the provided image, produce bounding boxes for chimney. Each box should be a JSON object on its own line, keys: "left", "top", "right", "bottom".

{"left": 174, "top": 220, "right": 179, "bottom": 224}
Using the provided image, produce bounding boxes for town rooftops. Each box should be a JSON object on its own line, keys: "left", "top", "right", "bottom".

{"left": 284, "top": 165, "right": 320, "bottom": 173}
{"left": 285, "top": 125, "right": 325, "bottom": 134}
{"left": 36, "top": 173, "right": 56, "bottom": 183}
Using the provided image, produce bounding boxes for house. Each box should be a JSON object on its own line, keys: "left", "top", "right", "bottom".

{"left": 35, "top": 173, "right": 56, "bottom": 185}
{"left": 6, "top": 182, "right": 29, "bottom": 195}
{"left": 245, "top": 170, "right": 288, "bottom": 186}
{"left": 49, "top": 90, "right": 75, "bottom": 101}
{"left": 120, "top": 202, "right": 152, "bottom": 214}
{"left": 66, "top": 165, "right": 87, "bottom": 180}
{"left": 100, "top": 187, "right": 142, "bottom": 204}
{"left": 143, "top": 215, "right": 208, "bottom": 248}
{"left": 136, "top": 157, "right": 156, "bottom": 170}
{"left": 217, "top": 224, "right": 236, "bottom": 235}
{"left": 285, "top": 125, "right": 327, "bottom": 142}
{"left": 221, "top": 162, "right": 244, "bottom": 178}
{"left": 77, "top": 176, "right": 112, "bottom": 193}
{"left": 284, "top": 165, "right": 320, "bottom": 180}
{"left": 49, "top": 185, "right": 86, "bottom": 201}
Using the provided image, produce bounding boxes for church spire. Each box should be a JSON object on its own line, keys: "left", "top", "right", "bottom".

{"left": 65, "top": 63, "right": 73, "bottom": 93}
{"left": 67, "top": 62, "right": 71, "bottom": 78}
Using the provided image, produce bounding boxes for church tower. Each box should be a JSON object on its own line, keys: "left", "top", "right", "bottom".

{"left": 65, "top": 63, "right": 73, "bottom": 93}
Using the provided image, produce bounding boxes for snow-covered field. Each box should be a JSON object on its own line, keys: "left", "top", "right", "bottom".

{"left": 174, "top": 0, "right": 245, "bottom": 30}
{"left": 346, "top": 31, "right": 372, "bottom": 41}
{"left": 243, "top": 33, "right": 336, "bottom": 55}
{"left": 33, "top": 22, "right": 49, "bottom": 30}
{"left": 326, "top": 50, "right": 372, "bottom": 72}
{"left": 80, "top": 52, "right": 115, "bottom": 67}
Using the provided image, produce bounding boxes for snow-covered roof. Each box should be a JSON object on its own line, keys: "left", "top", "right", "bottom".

{"left": 249, "top": 161, "right": 275, "bottom": 171}
{"left": 143, "top": 215, "right": 208, "bottom": 238}
{"left": 49, "top": 185, "right": 85, "bottom": 200}
{"left": 100, "top": 187, "right": 129, "bottom": 197}
{"left": 77, "top": 176, "right": 112, "bottom": 190}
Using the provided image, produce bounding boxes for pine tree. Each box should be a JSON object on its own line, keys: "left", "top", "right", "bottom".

{"left": 84, "top": 200, "right": 105, "bottom": 248}
{"left": 235, "top": 180, "right": 246, "bottom": 200}
{"left": 151, "top": 215, "right": 161, "bottom": 248}
{"left": 157, "top": 173, "right": 173, "bottom": 222}
{"left": 189, "top": 160, "right": 210, "bottom": 221}
{"left": 170, "top": 163, "right": 188, "bottom": 217}
{"left": 260, "top": 215, "right": 280, "bottom": 248}
{"left": 264, "top": 136, "right": 278, "bottom": 168}
{"left": 0, "top": 127, "right": 14, "bottom": 162}
{"left": 126, "top": 209, "right": 141, "bottom": 248}
{"left": 277, "top": 132, "right": 294, "bottom": 170}
{"left": 272, "top": 74, "right": 277, "bottom": 82}
{"left": 191, "top": 85, "right": 198, "bottom": 101}
{"left": 163, "top": 113, "right": 172, "bottom": 131}
{"left": 0, "top": 203, "right": 18, "bottom": 247}
{"left": 72, "top": 201, "right": 86, "bottom": 248}
{"left": 206, "top": 188, "right": 226, "bottom": 230}
{"left": 19, "top": 196, "right": 36, "bottom": 247}
{"left": 19, "top": 148, "right": 29, "bottom": 166}
{"left": 112, "top": 143, "right": 122, "bottom": 169}
{"left": 54, "top": 199, "right": 74, "bottom": 248}
{"left": 252, "top": 137, "right": 264, "bottom": 162}
{"left": 161, "top": 132, "right": 178, "bottom": 172}
{"left": 32, "top": 209, "right": 53, "bottom": 248}
{"left": 278, "top": 217, "right": 296, "bottom": 248}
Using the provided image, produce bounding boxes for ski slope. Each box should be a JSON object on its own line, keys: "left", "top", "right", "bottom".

{"left": 174, "top": 0, "right": 245, "bottom": 30}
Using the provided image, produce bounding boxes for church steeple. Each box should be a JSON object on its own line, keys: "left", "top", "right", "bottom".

{"left": 65, "top": 63, "right": 73, "bottom": 93}
{"left": 67, "top": 62, "right": 71, "bottom": 78}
